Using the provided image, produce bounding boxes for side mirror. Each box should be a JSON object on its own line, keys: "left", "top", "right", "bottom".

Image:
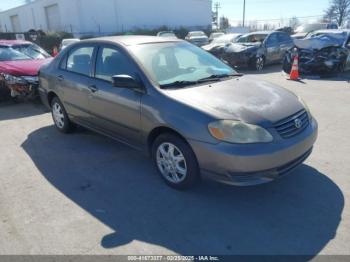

{"left": 112, "top": 75, "right": 143, "bottom": 90}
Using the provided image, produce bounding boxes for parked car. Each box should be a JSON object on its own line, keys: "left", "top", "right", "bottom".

{"left": 292, "top": 23, "right": 339, "bottom": 39}
{"left": 283, "top": 29, "right": 350, "bottom": 74}
{"left": 221, "top": 31, "right": 294, "bottom": 71}
{"left": 60, "top": 38, "right": 80, "bottom": 51}
{"left": 0, "top": 40, "right": 52, "bottom": 100}
{"left": 185, "top": 31, "right": 209, "bottom": 46}
{"left": 276, "top": 26, "right": 294, "bottom": 35}
{"left": 202, "top": 33, "right": 242, "bottom": 57}
{"left": 156, "top": 31, "right": 178, "bottom": 39}
{"left": 39, "top": 36, "right": 318, "bottom": 189}
{"left": 209, "top": 32, "right": 225, "bottom": 42}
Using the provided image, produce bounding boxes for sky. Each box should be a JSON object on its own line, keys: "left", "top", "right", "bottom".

{"left": 0, "top": 0, "right": 330, "bottom": 24}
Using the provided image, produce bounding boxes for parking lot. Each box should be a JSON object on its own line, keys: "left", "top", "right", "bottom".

{"left": 0, "top": 66, "right": 350, "bottom": 256}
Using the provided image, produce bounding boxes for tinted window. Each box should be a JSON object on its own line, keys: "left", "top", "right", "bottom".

{"left": 277, "top": 33, "right": 291, "bottom": 42}
{"left": 66, "top": 46, "right": 94, "bottom": 76}
{"left": 266, "top": 34, "right": 279, "bottom": 46}
{"left": 95, "top": 47, "right": 136, "bottom": 82}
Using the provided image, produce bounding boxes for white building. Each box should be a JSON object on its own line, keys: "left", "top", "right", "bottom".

{"left": 0, "top": 0, "right": 212, "bottom": 36}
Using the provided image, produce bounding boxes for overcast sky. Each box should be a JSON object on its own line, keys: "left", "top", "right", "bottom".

{"left": 1, "top": 0, "right": 330, "bottom": 23}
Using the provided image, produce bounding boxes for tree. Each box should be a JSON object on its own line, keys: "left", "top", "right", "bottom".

{"left": 220, "top": 16, "right": 230, "bottom": 30}
{"left": 289, "top": 16, "right": 300, "bottom": 29}
{"left": 324, "top": 0, "right": 350, "bottom": 26}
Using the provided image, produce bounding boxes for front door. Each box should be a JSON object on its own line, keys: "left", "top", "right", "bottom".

{"left": 264, "top": 33, "right": 280, "bottom": 64}
{"left": 88, "top": 45, "right": 143, "bottom": 147}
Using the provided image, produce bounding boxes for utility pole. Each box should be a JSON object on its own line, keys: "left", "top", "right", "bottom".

{"left": 243, "top": 0, "right": 246, "bottom": 27}
{"left": 214, "top": 2, "right": 221, "bottom": 29}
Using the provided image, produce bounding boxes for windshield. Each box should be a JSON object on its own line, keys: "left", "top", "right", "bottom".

{"left": 237, "top": 34, "right": 267, "bottom": 43}
{"left": 213, "top": 34, "right": 240, "bottom": 44}
{"left": 12, "top": 44, "right": 50, "bottom": 59}
{"left": 295, "top": 24, "right": 326, "bottom": 33}
{"left": 0, "top": 46, "right": 33, "bottom": 61}
{"left": 129, "top": 42, "right": 236, "bottom": 87}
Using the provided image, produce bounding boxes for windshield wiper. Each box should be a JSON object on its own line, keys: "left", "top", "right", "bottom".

{"left": 198, "top": 73, "right": 244, "bottom": 82}
{"left": 160, "top": 73, "right": 244, "bottom": 89}
{"left": 160, "top": 80, "right": 199, "bottom": 89}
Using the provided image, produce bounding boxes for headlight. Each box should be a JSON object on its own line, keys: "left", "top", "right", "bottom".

{"left": 2, "top": 74, "right": 27, "bottom": 85}
{"left": 208, "top": 120, "right": 273, "bottom": 144}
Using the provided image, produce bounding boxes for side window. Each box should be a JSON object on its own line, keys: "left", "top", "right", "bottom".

{"left": 278, "top": 33, "right": 292, "bottom": 43}
{"left": 266, "top": 34, "right": 279, "bottom": 46}
{"left": 95, "top": 47, "right": 136, "bottom": 82}
{"left": 66, "top": 46, "right": 94, "bottom": 76}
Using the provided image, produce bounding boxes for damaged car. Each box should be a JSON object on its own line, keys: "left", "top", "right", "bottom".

{"left": 202, "top": 33, "right": 242, "bottom": 57}
{"left": 221, "top": 31, "right": 294, "bottom": 71}
{"left": 0, "top": 40, "right": 52, "bottom": 101}
{"left": 283, "top": 30, "right": 350, "bottom": 75}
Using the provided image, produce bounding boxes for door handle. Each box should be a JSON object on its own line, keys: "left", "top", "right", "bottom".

{"left": 57, "top": 75, "right": 64, "bottom": 81}
{"left": 88, "top": 84, "right": 99, "bottom": 93}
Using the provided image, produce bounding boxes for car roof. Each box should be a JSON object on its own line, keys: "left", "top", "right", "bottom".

{"left": 85, "top": 35, "right": 182, "bottom": 46}
{"left": 242, "top": 31, "right": 271, "bottom": 36}
{"left": 0, "top": 39, "right": 32, "bottom": 46}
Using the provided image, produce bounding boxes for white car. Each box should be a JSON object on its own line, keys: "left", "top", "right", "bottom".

{"left": 60, "top": 38, "right": 80, "bottom": 51}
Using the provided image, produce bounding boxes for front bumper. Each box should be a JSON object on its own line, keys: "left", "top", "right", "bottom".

{"left": 189, "top": 117, "right": 318, "bottom": 186}
{"left": 221, "top": 52, "right": 251, "bottom": 68}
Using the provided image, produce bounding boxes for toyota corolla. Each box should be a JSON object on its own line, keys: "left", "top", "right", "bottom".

{"left": 39, "top": 36, "right": 318, "bottom": 189}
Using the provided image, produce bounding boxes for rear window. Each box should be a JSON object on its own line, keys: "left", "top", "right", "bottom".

{"left": 66, "top": 46, "right": 94, "bottom": 76}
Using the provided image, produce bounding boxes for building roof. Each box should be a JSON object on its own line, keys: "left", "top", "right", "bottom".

{"left": 88, "top": 35, "right": 182, "bottom": 46}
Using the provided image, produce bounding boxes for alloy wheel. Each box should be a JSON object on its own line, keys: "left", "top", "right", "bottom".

{"left": 156, "top": 142, "right": 187, "bottom": 184}
{"left": 52, "top": 102, "right": 65, "bottom": 129}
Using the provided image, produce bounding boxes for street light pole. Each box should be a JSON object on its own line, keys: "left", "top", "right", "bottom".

{"left": 243, "top": 0, "right": 246, "bottom": 27}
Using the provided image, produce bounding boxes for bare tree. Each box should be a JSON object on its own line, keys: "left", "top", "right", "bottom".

{"left": 324, "top": 0, "right": 350, "bottom": 26}
{"left": 289, "top": 16, "right": 300, "bottom": 29}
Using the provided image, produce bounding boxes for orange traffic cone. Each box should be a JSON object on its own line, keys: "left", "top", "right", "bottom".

{"left": 289, "top": 55, "right": 300, "bottom": 80}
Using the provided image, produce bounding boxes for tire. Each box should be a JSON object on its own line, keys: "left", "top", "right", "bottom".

{"left": 253, "top": 56, "right": 265, "bottom": 71}
{"left": 151, "top": 133, "right": 200, "bottom": 190}
{"left": 51, "top": 97, "right": 73, "bottom": 133}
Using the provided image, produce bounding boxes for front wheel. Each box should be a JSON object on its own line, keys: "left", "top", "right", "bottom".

{"left": 254, "top": 56, "right": 265, "bottom": 71}
{"left": 51, "top": 97, "right": 74, "bottom": 133}
{"left": 152, "top": 133, "right": 200, "bottom": 190}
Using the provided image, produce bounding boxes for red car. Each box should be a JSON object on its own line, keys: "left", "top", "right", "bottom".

{"left": 0, "top": 40, "right": 52, "bottom": 100}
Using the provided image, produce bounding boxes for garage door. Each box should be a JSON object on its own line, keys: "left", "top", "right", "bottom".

{"left": 45, "top": 4, "right": 61, "bottom": 31}
{"left": 10, "top": 15, "right": 21, "bottom": 32}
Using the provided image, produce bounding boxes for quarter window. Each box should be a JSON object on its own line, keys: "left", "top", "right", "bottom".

{"left": 95, "top": 47, "right": 136, "bottom": 82}
{"left": 66, "top": 46, "right": 94, "bottom": 76}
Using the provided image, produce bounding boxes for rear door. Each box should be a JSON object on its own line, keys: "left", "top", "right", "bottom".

{"left": 87, "top": 44, "right": 143, "bottom": 147}
{"left": 57, "top": 44, "right": 96, "bottom": 124}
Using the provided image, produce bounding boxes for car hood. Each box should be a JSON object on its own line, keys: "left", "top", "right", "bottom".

{"left": 224, "top": 42, "right": 260, "bottom": 53}
{"left": 163, "top": 76, "right": 303, "bottom": 126}
{"left": 202, "top": 43, "right": 226, "bottom": 51}
{"left": 292, "top": 33, "right": 308, "bottom": 39}
{"left": 0, "top": 58, "right": 52, "bottom": 76}
{"left": 294, "top": 35, "right": 345, "bottom": 50}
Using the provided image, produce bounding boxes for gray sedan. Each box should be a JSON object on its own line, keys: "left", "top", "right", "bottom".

{"left": 38, "top": 36, "right": 318, "bottom": 189}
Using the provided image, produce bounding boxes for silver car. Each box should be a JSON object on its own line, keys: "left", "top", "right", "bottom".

{"left": 38, "top": 36, "right": 318, "bottom": 189}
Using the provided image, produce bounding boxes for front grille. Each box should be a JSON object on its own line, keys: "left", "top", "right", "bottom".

{"left": 274, "top": 109, "right": 309, "bottom": 139}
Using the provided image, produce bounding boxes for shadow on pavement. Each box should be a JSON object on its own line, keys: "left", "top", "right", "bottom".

{"left": 22, "top": 126, "right": 344, "bottom": 256}
{"left": 0, "top": 101, "right": 47, "bottom": 121}
{"left": 239, "top": 65, "right": 283, "bottom": 75}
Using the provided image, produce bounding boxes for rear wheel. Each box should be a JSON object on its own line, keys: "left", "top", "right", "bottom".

{"left": 51, "top": 97, "right": 73, "bottom": 133}
{"left": 152, "top": 133, "right": 200, "bottom": 190}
